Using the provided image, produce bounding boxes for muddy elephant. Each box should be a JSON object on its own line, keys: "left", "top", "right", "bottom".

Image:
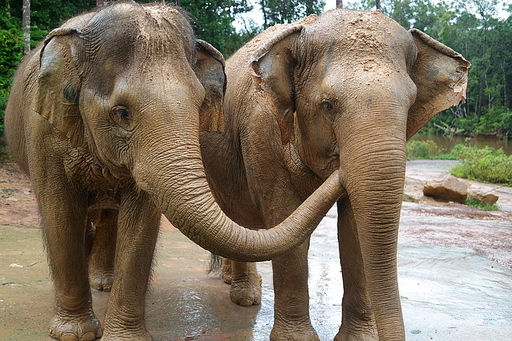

{"left": 4, "top": 3, "right": 343, "bottom": 340}
{"left": 199, "top": 9, "right": 470, "bottom": 341}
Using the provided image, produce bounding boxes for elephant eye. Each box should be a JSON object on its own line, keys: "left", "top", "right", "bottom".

{"left": 322, "top": 99, "right": 334, "bottom": 111}
{"left": 110, "top": 105, "right": 132, "bottom": 132}
{"left": 112, "top": 105, "right": 130, "bottom": 119}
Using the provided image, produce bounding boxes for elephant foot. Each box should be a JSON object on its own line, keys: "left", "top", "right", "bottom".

{"left": 100, "top": 330, "right": 152, "bottom": 341}
{"left": 270, "top": 319, "right": 319, "bottom": 341}
{"left": 49, "top": 313, "right": 102, "bottom": 341}
{"left": 334, "top": 330, "right": 379, "bottom": 341}
{"left": 88, "top": 269, "right": 114, "bottom": 292}
{"left": 230, "top": 272, "right": 262, "bottom": 306}
{"left": 335, "top": 320, "right": 379, "bottom": 341}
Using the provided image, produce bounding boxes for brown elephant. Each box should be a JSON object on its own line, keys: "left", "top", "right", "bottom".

{"left": 4, "top": 3, "right": 343, "bottom": 341}
{"left": 199, "top": 9, "right": 470, "bottom": 341}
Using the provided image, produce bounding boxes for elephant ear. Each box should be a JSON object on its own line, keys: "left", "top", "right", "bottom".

{"left": 251, "top": 25, "right": 304, "bottom": 144}
{"left": 36, "top": 27, "right": 84, "bottom": 147}
{"left": 195, "top": 39, "right": 226, "bottom": 133}
{"left": 407, "top": 28, "right": 471, "bottom": 140}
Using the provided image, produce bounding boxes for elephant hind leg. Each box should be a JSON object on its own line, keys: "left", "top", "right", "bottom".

{"left": 226, "top": 259, "right": 262, "bottom": 306}
{"left": 219, "top": 257, "right": 233, "bottom": 284}
{"left": 87, "top": 209, "right": 118, "bottom": 292}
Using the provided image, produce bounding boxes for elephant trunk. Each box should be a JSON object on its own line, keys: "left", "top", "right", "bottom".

{"left": 132, "top": 123, "right": 342, "bottom": 262}
{"left": 337, "top": 107, "right": 408, "bottom": 339}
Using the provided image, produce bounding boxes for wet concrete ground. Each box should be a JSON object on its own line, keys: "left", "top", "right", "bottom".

{"left": 1, "top": 160, "right": 512, "bottom": 340}
{"left": 2, "top": 209, "right": 512, "bottom": 341}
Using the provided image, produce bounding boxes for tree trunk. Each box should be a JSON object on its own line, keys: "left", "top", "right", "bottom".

{"left": 376, "top": 0, "right": 381, "bottom": 10}
{"left": 336, "top": 0, "right": 343, "bottom": 8}
{"left": 22, "top": 0, "right": 30, "bottom": 55}
{"left": 97, "top": 0, "right": 105, "bottom": 7}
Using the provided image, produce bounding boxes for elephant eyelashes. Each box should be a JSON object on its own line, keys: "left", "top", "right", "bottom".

{"left": 322, "top": 99, "right": 334, "bottom": 111}
{"left": 112, "top": 106, "right": 129, "bottom": 118}
{"left": 321, "top": 99, "right": 337, "bottom": 122}
{"left": 110, "top": 105, "right": 131, "bottom": 130}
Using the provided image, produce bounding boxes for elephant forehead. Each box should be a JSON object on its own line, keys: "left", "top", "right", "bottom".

{"left": 81, "top": 3, "right": 195, "bottom": 60}
{"left": 305, "top": 9, "right": 413, "bottom": 55}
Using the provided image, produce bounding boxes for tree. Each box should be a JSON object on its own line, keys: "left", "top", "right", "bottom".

{"left": 259, "top": 0, "right": 325, "bottom": 28}
{"left": 22, "top": 0, "right": 30, "bottom": 55}
{"left": 179, "top": 0, "right": 253, "bottom": 55}
{"left": 0, "top": 5, "right": 24, "bottom": 134}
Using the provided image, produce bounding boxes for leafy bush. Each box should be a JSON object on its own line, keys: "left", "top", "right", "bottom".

{"left": 450, "top": 145, "right": 512, "bottom": 186}
{"left": 0, "top": 9, "right": 24, "bottom": 135}
{"left": 406, "top": 140, "right": 443, "bottom": 159}
{"left": 464, "top": 197, "right": 500, "bottom": 211}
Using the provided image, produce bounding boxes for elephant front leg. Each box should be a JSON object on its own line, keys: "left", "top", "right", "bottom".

{"left": 101, "top": 189, "right": 161, "bottom": 341}
{"left": 35, "top": 183, "right": 102, "bottom": 340}
{"left": 335, "top": 200, "right": 378, "bottom": 341}
{"left": 270, "top": 239, "right": 318, "bottom": 341}
{"left": 223, "top": 259, "right": 262, "bottom": 306}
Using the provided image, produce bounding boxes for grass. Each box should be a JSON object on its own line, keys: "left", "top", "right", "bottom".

{"left": 0, "top": 145, "right": 12, "bottom": 162}
{"left": 406, "top": 140, "right": 510, "bottom": 210}
{"left": 402, "top": 193, "right": 418, "bottom": 203}
{"left": 449, "top": 145, "right": 512, "bottom": 186}
{"left": 406, "top": 140, "right": 446, "bottom": 160}
{"left": 464, "top": 197, "right": 500, "bottom": 211}
{"left": 406, "top": 140, "right": 512, "bottom": 187}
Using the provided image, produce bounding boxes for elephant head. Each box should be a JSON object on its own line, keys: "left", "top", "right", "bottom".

{"left": 249, "top": 9, "right": 469, "bottom": 339}
{"left": 31, "top": 2, "right": 341, "bottom": 262}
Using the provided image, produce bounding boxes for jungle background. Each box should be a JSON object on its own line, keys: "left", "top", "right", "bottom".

{"left": 1, "top": 0, "right": 511, "bottom": 140}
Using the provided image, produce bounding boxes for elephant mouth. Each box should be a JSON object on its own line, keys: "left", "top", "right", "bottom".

{"left": 317, "top": 155, "right": 340, "bottom": 181}
{"left": 87, "top": 191, "right": 119, "bottom": 212}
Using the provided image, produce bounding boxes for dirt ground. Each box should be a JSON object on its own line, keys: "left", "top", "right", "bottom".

{"left": 1, "top": 160, "right": 512, "bottom": 269}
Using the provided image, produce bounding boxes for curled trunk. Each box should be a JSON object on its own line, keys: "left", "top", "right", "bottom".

{"left": 134, "top": 133, "right": 342, "bottom": 262}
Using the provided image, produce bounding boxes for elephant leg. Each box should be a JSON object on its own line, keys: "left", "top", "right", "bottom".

{"left": 270, "top": 238, "right": 318, "bottom": 341}
{"left": 34, "top": 180, "right": 101, "bottom": 340}
{"left": 101, "top": 189, "right": 160, "bottom": 341}
{"left": 335, "top": 200, "right": 378, "bottom": 341}
{"left": 87, "top": 209, "right": 118, "bottom": 292}
{"left": 221, "top": 258, "right": 233, "bottom": 284}
{"left": 229, "top": 260, "right": 262, "bottom": 306}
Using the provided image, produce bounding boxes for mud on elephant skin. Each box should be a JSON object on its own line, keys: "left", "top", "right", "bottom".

{"left": 4, "top": 2, "right": 343, "bottom": 341}
{"left": 200, "top": 8, "right": 470, "bottom": 341}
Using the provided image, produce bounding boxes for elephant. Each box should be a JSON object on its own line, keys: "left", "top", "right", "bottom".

{"left": 3, "top": 3, "right": 344, "bottom": 341}
{"left": 199, "top": 8, "right": 470, "bottom": 341}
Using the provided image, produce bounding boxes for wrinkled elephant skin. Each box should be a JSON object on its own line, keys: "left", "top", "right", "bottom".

{"left": 4, "top": 3, "right": 343, "bottom": 341}
{"left": 200, "top": 9, "right": 470, "bottom": 341}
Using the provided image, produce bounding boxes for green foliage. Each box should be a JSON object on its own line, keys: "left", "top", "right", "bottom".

{"left": 406, "top": 140, "right": 442, "bottom": 159}
{"left": 464, "top": 197, "right": 500, "bottom": 211}
{"left": 0, "top": 145, "right": 12, "bottom": 162}
{"left": 179, "top": 0, "right": 255, "bottom": 56}
{"left": 402, "top": 193, "right": 418, "bottom": 203}
{"left": 0, "top": 6, "right": 24, "bottom": 136}
{"left": 450, "top": 145, "right": 512, "bottom": 186}
{"left": 259, "top": 0, "right": 325, "bottom": 28}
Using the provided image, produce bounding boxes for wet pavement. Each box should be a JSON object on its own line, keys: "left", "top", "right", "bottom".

{"left": 2, "top": 207, "right": 512, "bottom": 341}
{"left": 1, "top": 160, "right": 512, "bottom": 340}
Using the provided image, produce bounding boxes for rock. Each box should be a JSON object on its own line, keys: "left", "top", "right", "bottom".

{"left": 479, "top": 193, "right": 499, "bottom": 204}
{"left": 423, "top": 176, "right": 468, "bottom": 203}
